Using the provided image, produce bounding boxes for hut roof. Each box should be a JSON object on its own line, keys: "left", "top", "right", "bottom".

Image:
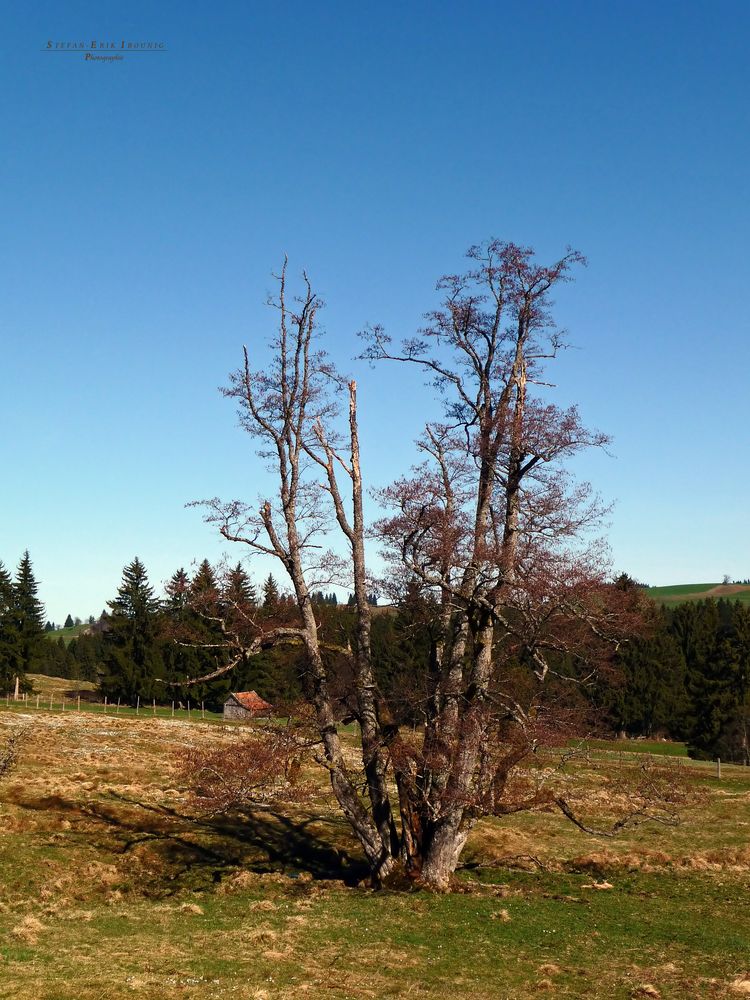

{"left": 228, "top": 691, "right": 273, "bottom": 712}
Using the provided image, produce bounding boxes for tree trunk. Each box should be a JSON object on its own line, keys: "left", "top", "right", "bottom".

{"left": 419, "top": 811, "right": 470, "bottom": 890}
{"left": 347, "top": 382, "right": 399, "bottom": 856}
{"left": 294, "top": 584, "right": 393, "bottom": 881}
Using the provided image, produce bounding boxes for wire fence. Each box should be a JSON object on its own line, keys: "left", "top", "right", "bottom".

{"left": 557, "top": 744, "right": 750, "bottom": 780}
{"left": 2, "top": 691, "right": 748, "bottom": 780}
{"left": 1, "top": 690, "right": 224, "bottom": 723}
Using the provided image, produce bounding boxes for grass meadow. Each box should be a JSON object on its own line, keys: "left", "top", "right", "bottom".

{"left": 46, "top": 623, "right": 91, "bottom": 645}
{"left": 1, "top": 685, "right": 750, "bottom": 998}
{"left": 645, "top": 584, "right": 750, "bottom": 606}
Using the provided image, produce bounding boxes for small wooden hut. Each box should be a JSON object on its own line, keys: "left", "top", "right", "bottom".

{"left": 223, "top": 690, "right": 273, "bottom": 721}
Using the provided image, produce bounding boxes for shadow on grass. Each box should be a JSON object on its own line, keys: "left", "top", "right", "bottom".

{"left": 3, "top": 786, "right": 368, "bottom": 890}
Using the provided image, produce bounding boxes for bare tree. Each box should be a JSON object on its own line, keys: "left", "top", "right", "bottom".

{"left": 188, "top": 244, "right": 658, "bottom": 889}
{"left": 196, "top": 260, "right": 396, "bottom": 880}
{"left": 362, "top": 240, "right": 643, "bottom": 885}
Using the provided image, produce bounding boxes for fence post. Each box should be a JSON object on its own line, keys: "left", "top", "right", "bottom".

{"left": 171, "top": 701, "right": 174, "bottom": 718}
{"left": 77, "top": 695, "right": 81, "bottom": 712}
{"left": 49, "top": 694, "right": 53, "bottom": 711}
{"left": 717, "top": 757, "right": 721, "bottom": 780}
{"left": 36, "top": 694, "right": 40, "bottom": 710}
{"left": 201, "top": 701, "right": 205, "bottom": 720}
{"left": 152, "top": 698, "right": 156, "bottom": 716}
{"left": 136, "top": 696, "right": 140, "bottom": 715}
{"left": 116, "top": 697, "right": 121, "bottom": 714}
{"left": 104, "top": 696, "right": 108, "bottom": 714}
{"left": 62, "top": 696, "right": 65, "bottom": 712}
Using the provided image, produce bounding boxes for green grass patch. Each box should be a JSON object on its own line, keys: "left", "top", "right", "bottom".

{"left": 0, "top": 700, "right": 225, "bottom": 724}
{"left": 646, "top": 583, "right": 719, "bottom": 596}
{"left": 1, "top": 675, "right": 226, "bottom": 723}
{"left": 644, "top": 582, "right": 750, "bottom": 605}
{"left": 582, "top": 738, "right": 688, "bottom": 757}
{"left": 45, "top": 623, "right": 91, "bottom": 645}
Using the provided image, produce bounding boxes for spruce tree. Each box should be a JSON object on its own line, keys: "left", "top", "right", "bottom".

{"left": 14, "top": 551, "right": 45, "bottom": 673}
{"left": 69, "top": 632, "right": 103, "bottom": 683}
{"left": 162, "top": 567, "right": 194, "bottom": 699}
{"left": 262, "top": 573, "right": 280, "bottom": 608}
{"left": 162, "top": 563, "right": 233, "bottom": 711}
{"left": 607, "top": 613, "right": 689, "bottom": 739}
{"left": 225, "top": 563, "right": 257, "bottom": 606}
{"left": 684, "top": 600, "right": 750, "bottom": 763}
{"left": 101, "top": 558, "right": 163, "bottom": 704}
{"left": 165, "top": 568, "right": 190, "bottom": 610}
{"left": 0, "top": 561, "right": 22, "bottom": 692}
{"left": 191, "top": 559, "right": 218, "bottom": 597}
{"left": 64, "top": 614, "right": 74, "bottom": 629}
{"left": 188, "top": 559, "right": 222, "bottom": 631}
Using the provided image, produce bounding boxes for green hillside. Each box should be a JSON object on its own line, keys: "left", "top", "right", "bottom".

{"left": 46, "top": 622, "right": 91, "bottom": 645}
{"left": 645, "top": 583, "right": 750, "bottom": 606}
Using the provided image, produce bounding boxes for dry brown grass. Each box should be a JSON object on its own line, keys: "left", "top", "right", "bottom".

{"left": 2, "top": 708, "right": 750, "bottom": 999}
{"left": 10, "top": 915, "right": 46, "bottom": 945}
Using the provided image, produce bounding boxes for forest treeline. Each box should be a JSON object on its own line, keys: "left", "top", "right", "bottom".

{"left": 1, "top": 553, "right": 749, "bottom": 763}
{"left": 603, "top": 597, "right": 750, "bottom": 763}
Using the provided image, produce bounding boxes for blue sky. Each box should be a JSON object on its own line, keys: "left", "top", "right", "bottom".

{"left": 2, "top": 1, "right": 749, "bottom": 622}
